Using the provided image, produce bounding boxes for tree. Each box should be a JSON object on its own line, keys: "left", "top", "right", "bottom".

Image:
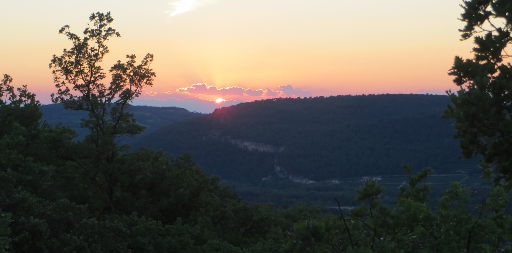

{"left": 0, "top": 74, "right": 40, "bottom": 136}
{"left": 446, "top": 0, "right": 512, "bottom": 185}
{"left": 0, "top": 74, "right": 38, "bottom": 107}
{"left": 49, "top": 12, "right": 155, "bottom": 155}
{"left": 49, "top": 12, "right": 156, "bottom": 212}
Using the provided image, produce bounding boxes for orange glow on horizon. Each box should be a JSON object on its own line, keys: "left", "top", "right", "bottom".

{"left": 0, "top": 0, "right": 475, "bottom": 104}
{"left": 215, "top": 98, "right": 226, "bottom": 104}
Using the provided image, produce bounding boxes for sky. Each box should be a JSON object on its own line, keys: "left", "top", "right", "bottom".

{"left": 0, "top": 0, "right": 473, "bottom": 112}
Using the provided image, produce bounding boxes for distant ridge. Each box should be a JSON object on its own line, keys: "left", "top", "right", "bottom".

{"left": 135, "top": 94, "right": 477, "bottom": 182}
{"left": 41, "top": 104, "right": 201, "bottom": 143}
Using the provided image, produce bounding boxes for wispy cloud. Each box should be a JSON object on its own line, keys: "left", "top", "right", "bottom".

{"left": 138, "top": 84, "right": 312, "bottom": 113}
{"left": 167, "top": 0, "right": 217, "bottom": 17}
{"left": 176, "top": 83, "right": 311, "bottom": 99}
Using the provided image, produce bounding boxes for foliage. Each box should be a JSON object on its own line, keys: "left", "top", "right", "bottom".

{"left": 41, "top": 103, "right": 200, "bottom": 142}
{"left": 138, "top": 94, "right": 472, "bottom": 182}
{"left": 2, "top": 83, "right": 512, "bottom": 253}
{"left": 49, "top": 11, "right": 155, "bottom": 151}
{"left": 48, "top": 12, "right": 158, "bottom": 214}
{"left": 1, "top": 8, "right": 512, "bottom": 252}
{"left": 0, "top": 74, "right": 40, "bottom": 137}
{"left": 339, "top": 168, "right": 512, "bottom": 252}
{"left": 446, "top": 0, "right": 512, "bottom": 185}
{"left": 0, "top": 73, "right": 241, "bottom": 252}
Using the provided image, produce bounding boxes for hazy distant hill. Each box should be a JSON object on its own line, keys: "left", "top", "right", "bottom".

{"left": 41, "top": 104, "right": 201, "bottom": 143}
{"left": 136, "top": 94, "right": 477, "bottom": 182}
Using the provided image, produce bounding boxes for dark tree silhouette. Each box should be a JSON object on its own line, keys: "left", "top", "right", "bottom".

{"left": 446, "top": 0, "right": 512, "bottom": 185}
{"left": 50, "top": 12, "right": 155, "bottom": 152}
{"left": 49, "top": 12, "right": 156, "bottom": 212}
{"left": 0, "top": 74, "right": 40, "bottom": 136}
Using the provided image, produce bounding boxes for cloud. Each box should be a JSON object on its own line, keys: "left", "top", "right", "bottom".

{"left": 176, "top": 83, "right": 310, "bottom": 99}
{"left": 139, "top": 84, "right": 312, "bottom": 113}
{"left": 264, "top": 88, "right": 278, "bottom": 97}
{"left": 245, "top": 89, "right": 264, "bottom": 96}
{"left": 177, "top": 83, "right": 255, "bottom": 97}
{"left": 137, "top": 91, "right": 242, "bottom": 113}
{"left": 168, "top": 0, "right": 217, "bottom": 17}
{"left": 278, "top": 85, "right": 311, "bottom": 97}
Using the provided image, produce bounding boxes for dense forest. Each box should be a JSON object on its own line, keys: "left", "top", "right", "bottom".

{"left": 3, "top": 2, "right": 512, "bottom": 251}
{"left": 137, "top": 94, "right": 477, "bottom": 182}
{"left": 1, "top": 76, "right": 511, "bottom": 251}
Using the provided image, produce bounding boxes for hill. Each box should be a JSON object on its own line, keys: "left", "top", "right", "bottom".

{"left": 41, "top": 104, "right": 201, "bottom": 143}
{"left": 136, "top": 94, "right": 477, "bottom": 183}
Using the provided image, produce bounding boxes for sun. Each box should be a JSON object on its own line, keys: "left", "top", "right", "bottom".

{"left": 215, "top": 98, "right": 226, "bottom": 104}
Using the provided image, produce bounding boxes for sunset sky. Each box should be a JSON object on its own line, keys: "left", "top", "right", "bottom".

{"left": 0, "top": 0, "right": 473, "bottom": 112}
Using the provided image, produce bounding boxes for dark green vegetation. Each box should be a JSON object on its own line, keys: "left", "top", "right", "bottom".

{"left": 2, "top": 2, "right": 512, "bottom": 251}
{"left": 2, "top": 78, "right": 511, "bottom": 251}
{"left": 2, "top": 90, "right": 512, "bottom": 252}
{"left": 134, "top": 94, "right": 486, "bottom": 208}
{"left": 43, "top": 95, "right": 486, "bottom": 208}
{"left": 41, "top": 103, "right": 200, "bottom": 143}
{"left": 447, "top": 0, "right": 512, "bottom": 185}
{"left": 234, "top": 172, "right": 491, "bottom": 209}
{"left": 138, "top": 94, "right": 477, "bottom": 182}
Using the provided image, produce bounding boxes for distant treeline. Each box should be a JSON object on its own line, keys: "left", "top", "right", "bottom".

{"left": 137, "top": 94, "right": 477, "bottom": 182}
{"left": 42, "top": 103, "right": 200, "bottom": 143}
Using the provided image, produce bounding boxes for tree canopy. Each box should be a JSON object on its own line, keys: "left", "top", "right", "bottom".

{"left": 50, "top": 12, "right": 155, "bottom": 148}
{"left": 447, "top": 0, "right": 512, "bottom": 185}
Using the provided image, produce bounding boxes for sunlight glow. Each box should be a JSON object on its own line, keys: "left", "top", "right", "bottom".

{"left": 215, "top": 98, "right": 226, "bottom": 104}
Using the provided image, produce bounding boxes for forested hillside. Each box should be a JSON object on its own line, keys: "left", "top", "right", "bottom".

{"left": 138, "top": 94, "right": 477, "bottom": 182}
{"left": 42, "top": 104, "right": 200, "bottom": 143}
